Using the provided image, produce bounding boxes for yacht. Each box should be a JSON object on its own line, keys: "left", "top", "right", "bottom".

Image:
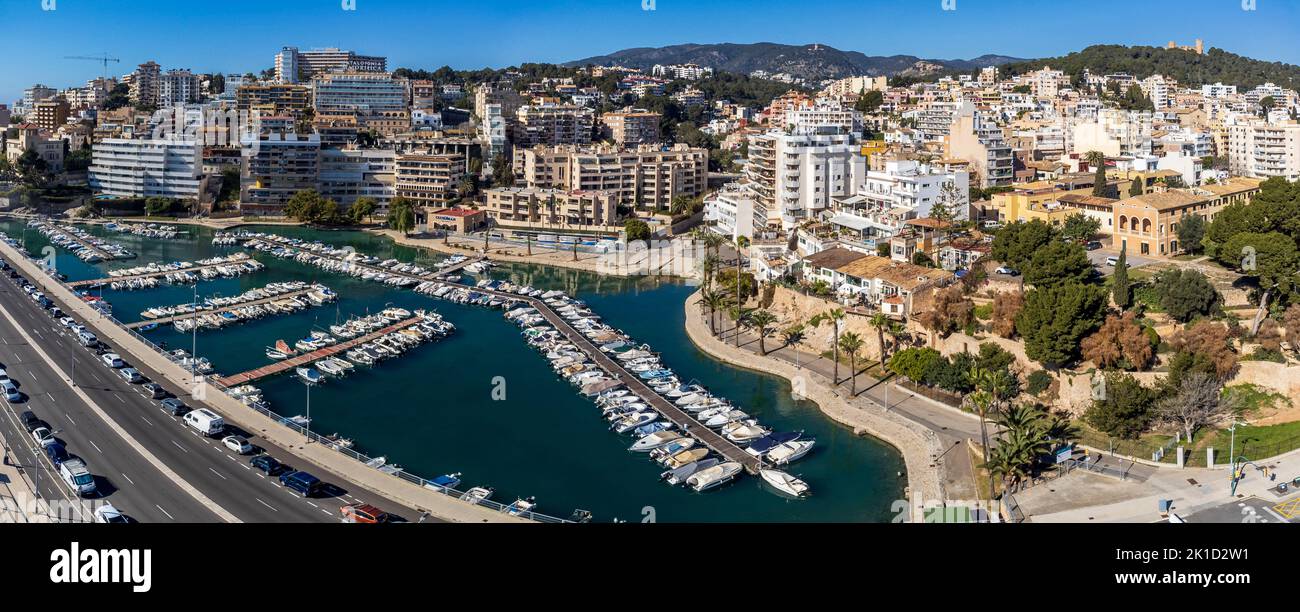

{"left": 649, "top": 438, "right": 697, "bottom": 461}
{"left": 316, "top": 360, "right": 346, "bottom": 377}
{"left": 661, "top": 448, "right": 709, "bottom": 469}
{"left": 686, "top": 462, "right": 743, "bottom": 492}
{"left": 628, "top": 430, "right": 680, "bottom": 452}
{"left": 265, "top": 347, "right": 290, "bottom": 360}
{"left": 612, "top": 411, "right": 657, "bottom": 434}
{"left": 296, "top": 367, "right": 324, "bottom": 385}
{"left": 725, "top": 424, "right": 770, "bottom": 444}
{"left": 766, "top": 440, "right": 816, "bottom": 465}
{"left": 761, "top": 469, "right": 811, "bottom": 497}
{"left": 661, "top": 458, "right": 719, "bottom": 486}
{"left": 745, "top": 432, "right": 803, "bottom": 457}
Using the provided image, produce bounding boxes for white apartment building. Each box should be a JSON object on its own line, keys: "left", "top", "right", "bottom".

{"left": 240, "top": 133, "right": 323, "bottom": 214}
{"left": 913, "top": 102, "right": 960, "bottom": 142}
{"left": 1226, "top": 118, "right": 1300, "bottom": 181}
{"left": 318, "top": 148, "right": 396, "bottom": 212}
{"left": 826, "top": 160, "right": 969, "bottom": 248}
{"left": 1201, "top": 83, "right": 1238, "bottom": 99}
{"left": 746, "top": 130, "right": 866, "bottom": 230}
{"left": 159, "top": 70, "right": 200, "bottom": 107}
{"left": 88, "top": 138, "right": 202, "bottom": 200}
{"left": 1157, "top": 128, "right": 1214, "bottom": 159}
{"left": 1071, "top": 108, "right": 1153, "bottom": 157}
{"left": 1140, "top": 74, "right": 1175, "bottom": 109}
{"left": 276, "top": 47, "right": 387, "bottom": 84}
{"left": 651, "top": 63, "right": 714, "bottom": 80}
{"left": 311, "top": 71, "right": 408, "bottom": 114}
{"left": 704, "top": 183, "right": 765, "bottom": 241}
{"left": 785, "top": 99, "right": 862, "bottom": 136}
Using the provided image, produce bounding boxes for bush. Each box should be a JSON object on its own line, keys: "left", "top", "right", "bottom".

{"left": 973, "top": 303, "right": 993, "bottom": 320}
{"left": 888, "top": 347, "right": 944, "bottom": 383}
{"left": 1026, "top": 370, "right": 1052, "bottom": 395}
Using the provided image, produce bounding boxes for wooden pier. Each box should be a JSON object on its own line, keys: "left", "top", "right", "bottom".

{"left": 214, "top": 316, "right": 425, "bottom": 387}
{"left": 124, "top": 287, "right": 320, "bottom": 329}
{"left": 69, "top": 256, "right": 258, "bottom": 288}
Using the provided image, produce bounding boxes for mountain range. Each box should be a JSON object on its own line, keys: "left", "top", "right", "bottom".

{"left": 566, "top": 42, "right": 1022, "bottom": 81}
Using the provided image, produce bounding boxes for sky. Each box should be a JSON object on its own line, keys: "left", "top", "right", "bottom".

{"left": 2, "top": 0, "right": 1298, "bottom": 103}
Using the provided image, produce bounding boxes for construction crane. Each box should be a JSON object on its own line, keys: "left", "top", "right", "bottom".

{"left": 64, "top": 53, "right": 122, "bottom": 80}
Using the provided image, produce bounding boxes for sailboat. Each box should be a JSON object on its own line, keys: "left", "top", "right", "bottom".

{"left": 275, "top": 339, "right": 295, "bottom": 355}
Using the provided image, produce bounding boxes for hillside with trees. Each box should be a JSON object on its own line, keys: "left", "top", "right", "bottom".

{"left": 999, "top": 44, "right": 1300, "bottom": 90}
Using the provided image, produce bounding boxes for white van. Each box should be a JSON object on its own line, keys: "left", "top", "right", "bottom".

{"left": 183, "top": 408, "right": 224, "bottom": 436}
{"left": 77, "top": 331, "right": 98, "bottom": 347}
{"left": 59, "top": 458, "right": 96, "bottom": 497}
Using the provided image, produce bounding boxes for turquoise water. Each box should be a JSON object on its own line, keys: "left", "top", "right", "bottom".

{"left": 1, "top": 218, "right": 907, "bottom": 522}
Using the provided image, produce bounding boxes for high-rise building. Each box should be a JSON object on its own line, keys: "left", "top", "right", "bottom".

{"left": 311, "top": 71, "right": 407, "bottom": 114}
{"left": 240, "top": 133, "right": 322, "bottom": 214}
{"left": 394, "top": 153, "right": 466, "bottom": 207}
{"left": 512, "top": 104, "right": 594, "bottom": 150}
{"left": 1226, "top": 118, "right": 1300, "bottom": 181}
{"left": 600, "top": 110, "right": 661, "bottom": 146}
{"left": 159, "top": 69, "right": 201, "bottom": 106}
{"left": 31, "top": 98, "right": 70, "bottom": 130}
{"left": 129, "top": 61, "right": 162, "bottom": 106}
{"left": 275, "top": 47, "right": 387, "bottom": 83}
{"left": 88, "top": 138, "right": 202, "bottom": 199}
{"left": 235, "top": 84, "right": 312, "bottom": 119}
{"left": 484, "top": 187, "right": 619, "bottom": 228}
{"left": 746, "top": 131, "right": 867, "bottom": 229}
{"left": 518, "top": 143, "right": 707, "bottom": 211}
{"left": 945, "top": 102, "right": 1013, "bottom": 187}
{"left": 319, "top": 148, "right": 396, "bottom": 213}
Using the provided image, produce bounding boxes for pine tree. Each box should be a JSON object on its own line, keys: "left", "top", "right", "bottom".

{"left": 1092, "top": 163, "right": 1109, "bottom": 197}
{"left": 1113, "top": 243, "right": 1131, "bottom": 309}
{"left": 1128, "top": 177, "right": 1143, "bottom": 197}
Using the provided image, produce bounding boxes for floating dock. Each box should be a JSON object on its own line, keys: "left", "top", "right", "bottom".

{"left": 125, "top": 287, "right": 320, "bottom": 329}
{"left": 214, "top": 316, "right": 425, "bottom": 386}
{"left": 69, "top": 257, "right": 258, "bottom": 288}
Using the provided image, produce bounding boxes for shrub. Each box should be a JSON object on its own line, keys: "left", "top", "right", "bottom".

{"left": 1026, "top": 370, "right": 1052, "bottom": 395}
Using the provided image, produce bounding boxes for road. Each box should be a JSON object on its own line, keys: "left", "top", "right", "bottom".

{"left": 0, "top": 267, "right": 426, "bottom": 523}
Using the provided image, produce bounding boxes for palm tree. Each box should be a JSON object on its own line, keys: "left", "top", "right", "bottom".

{"left": 966, "top": 385, "right": 996, "bottom": 499}
{"left": 838, "top": 331, "right": 865, "bottom": 395}
{"left": 782, "top": 324, "right": 807, "bottom": 369}
{"left": 727, "top": 306, "right": 749, "bottom": 344}
{"left": 749, "top": 310, "right": 778, "bottom": 355}
{"left": 697, "top": 289, "right": 726, "bottom": 336}
{"left": 733, "top": 235, "right": 750, "bottom": 347}
{"left": 701, "top": 254, "right": 719, "bottom": 292}
{"left": 810, "top": 308, "right": 847, "bottom": 383}
{"left": 869, "top": 312, "right": 890, "bottom": 368}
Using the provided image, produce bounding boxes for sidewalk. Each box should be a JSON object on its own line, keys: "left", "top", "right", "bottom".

{"left": 0, "top": 445, "right": 50, "bottom": 523}
{"left": 683, "top": 293, "right": 951, "bottom": 508}
{"left": 0, "top": 239, "right": 527, "bottom": 524}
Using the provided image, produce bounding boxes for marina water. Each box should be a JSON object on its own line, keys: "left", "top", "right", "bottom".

{"left": 1, "top": 218, "right": 906, "bottom": 522}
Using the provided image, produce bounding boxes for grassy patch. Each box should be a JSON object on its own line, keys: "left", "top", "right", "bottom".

{"left": 1226, "top": 383, "right": 1292, "bottom": 416}
{"left": 973, "top": 303, "right": 993, "bottom": 320}
{"left": 1132, "top": 284, "right": 1164, "bottom": 312}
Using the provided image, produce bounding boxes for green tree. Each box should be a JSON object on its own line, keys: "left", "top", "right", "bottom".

{"left": 623, "top": 218, "right": 652, "bottom": 242}
{"left": 748, "top": 310, "right": 778, "bottom": 355}
{"left": 838, "top": 331, "right": 866, "bottom": 395}
{"left": 990, "top": 220, "right": 1055, "bottom": 270}
{"left": 1113, "top": 243, "right": 1131, "bottom": 309}
{"left": 1152, "top": 268, "right": 1221, "bottom": 322}
{"left": 811, "top": 308, "right": 847, "bottom": 384}
{"left": 1060, "top": 213, "right": 1101, "bottom": 244}
{"left": 1084, "top": 372, "right": 1154, "bottom": 439}
{"left": 782, "top": 324, "right": 807, "bottom": 369}
{"left": 697, "top": 289, "right": 726, "bottom": 336}
{"left": 348, "top": 197, "right": 377, "bottom": 224}
{"left": 1175, "top": 213, "right": 1206, "bottom": 255}
{"left": 387, "top": 196, "right": 417, "bottom": 235}
{"left": 888, "top": 347, "right": 944, "bottom": 383}
{"left": 1128, "top": 177, "right": 1143, "bottom": 197}
{"left": 1016, "top": 282, "right": 1108, "bottom": 367}
{"left": 1024, "top": 240, "right": 1093, "bottom": 288}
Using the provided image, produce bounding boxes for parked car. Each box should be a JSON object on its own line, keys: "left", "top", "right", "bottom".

{"left": 100, "top": 353, "right": 125, "bottom": 368}
{"left": 31, "top": 426, "right": 57, "bottom": 448}
{"left": 44, "top": 442, "right": 70, "bottom": 465}
{"left": 159, "top": 398, "right": 188, "bottom": 416}
{"left": 341, "top": 503, "right": 392, "bottom": 524}
{"left": 59, "top": 458, "right": 96, "bottom": 497}
{"left": 4, "top": 380, "right": 23, "bottom": 402}
{"left": 20, "top": 411, "right": 42, "bottom": 432}
{"left": 250, "top": 455, "right": 288, "bottom": 476}
{"left": 93, "top": 503, "right": 129, "bottom": 523}
{"left": 1105, "top": 256, "right": 1120, "bottom": 266}
{"left": 0, "top": 368, "right": 9, "bottom": 383}
{"left": 117, "top": 368, "right": 143, "bottom": 383}
{"left": 222, "top": 435, "right": 254, "bottom": 455}
{"left": 995, "top": 266, "right": 1020, "bottom": 276}
{"left": 142, "top": 382, "right": 167, "bottom": 399}
{"left": 1086, "top": 241, "right": 1104, "bottom": 251}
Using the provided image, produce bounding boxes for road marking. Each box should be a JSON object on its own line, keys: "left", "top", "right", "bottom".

{"left": 113, "top": 395, "right": 125, "bottom": 404}
{"left": 207, "top": 467, "right": 227, "bottom": 480}
{"left": 87, "top": 439, "right": 102, "bottom": 454}
{"left": 155, "top": 505, "right": 175, "bottom": 521}
{"left": 120, "top": 472, "right": 135, "bottom": 485}
{"left": 140, "top": 415, "right": 153, "bottom": 427}
{"left": 64, "top": 413, "right": 76, "bottom": 426}
{"left": 170, "top": 439, "right": 188, "bottom": 453}
{"left": 256, "top": 498, "right": 277, "bottom": 512}
{"left": 306, "top": 501, "right": 319, "bottom": 508}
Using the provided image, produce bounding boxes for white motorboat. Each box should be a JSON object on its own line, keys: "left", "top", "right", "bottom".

{"left": 686, "top": 462, "right": 743, "bottom": 492}
{"left": 661, "top": 447, "right": 709, "bottom": 469}
{"left": 760, "top": 469, "right": 811, "bottom": 497}
{"left": 704, "top": 409, "right": 749, "bottom": 428}
{"left": 766, "top": 440, "right": 816, "bottom": 465}
{"left": 628, "top": 430, "right": 681, "bottom": 452}
{"left": 613, "top": 411, "right": 657, "bottom": 434}
{"left": 265, "top": 347, "right": 290, "bottom": 360}
{"left": 504, "top": 496, "right": 536, "bottom": 516}
{"left": 725, "top": 424, "right": 770, "bottom": 444}
{"left": 460, "top": 486, "right": 494, "bottom": 505}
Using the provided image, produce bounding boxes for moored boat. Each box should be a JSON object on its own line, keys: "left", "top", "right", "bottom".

{"left": 760, "top": 469, "right": 811, "bottom": 497}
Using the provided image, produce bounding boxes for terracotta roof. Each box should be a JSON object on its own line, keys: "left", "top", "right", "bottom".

{"left": 1117, "top": 190, "right": 1209, "bottom": 212}
{"left": 804, "top": 247, "right": 867, "bottom": 270}
{"left": 1057, "top": 193, "right": 1117, "bottom": 209}
{"left": 834, "top": 255, "right": 955, "bottom": 291}
{"left": 1199, "top": 177, "right": 1263, "bottom": 197}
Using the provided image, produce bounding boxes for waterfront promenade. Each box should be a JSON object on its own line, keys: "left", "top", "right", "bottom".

{"left": 682, "top": 291, "right": 953, "bottom": 510}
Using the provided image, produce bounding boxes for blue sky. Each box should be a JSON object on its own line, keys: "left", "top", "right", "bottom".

{"left": 2, "top": 0, "right": 1298, "bottom": 103}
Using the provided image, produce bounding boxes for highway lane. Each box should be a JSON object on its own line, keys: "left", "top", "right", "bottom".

{"left": 0, "top": 270, "right": 424, "bottom": 523}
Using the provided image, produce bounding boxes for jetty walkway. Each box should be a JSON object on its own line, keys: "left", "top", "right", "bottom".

{"left": 125, "top": 287, "right": 318, "bottom": 329}
{"left": 69, "top": 257, "right": 256, "bottom": 288}
{"left": 214, "top": 316, "right": 423, "bottom": 386}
